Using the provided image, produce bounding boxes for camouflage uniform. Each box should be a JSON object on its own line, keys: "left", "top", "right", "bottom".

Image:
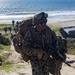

{"left": 22, "top": 12, "right": 57, "bottom": 75}
{"left": 3, "top": 27, "right": 8, "bottom": 33}
{"left": 8, "top": 26, "right": 12, "bottom": 33}
{"left": 12, "top": 20, "right": 15, "bottom": 27}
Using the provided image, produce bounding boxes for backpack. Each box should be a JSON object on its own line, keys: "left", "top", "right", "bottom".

{"left": 19, "top": 17, "right": 33, "bottom": 36}
{"left": 13, "top": 17, "right": 33, "bottom": 62}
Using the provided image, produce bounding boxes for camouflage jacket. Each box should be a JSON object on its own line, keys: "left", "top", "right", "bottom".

{"left": 22, "top": 26, "right": 57, "bottom": 60}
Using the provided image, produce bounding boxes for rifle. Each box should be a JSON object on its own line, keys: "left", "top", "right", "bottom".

{"left": 42, "top": 44, "right": 75, "bottom": 69}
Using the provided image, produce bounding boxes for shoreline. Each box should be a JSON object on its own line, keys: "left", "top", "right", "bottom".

{"left": 0, "top": 17, "right": 75, "bottom": 27}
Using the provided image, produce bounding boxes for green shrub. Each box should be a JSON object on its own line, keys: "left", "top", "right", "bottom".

{"left": 1, "top": 37, "right": 11, "bottom": 45}
{"left": 0, "top": 44, "right": 11, "bottom": 52}
{"left": 67, "top": 41, "right": 75, "bottom": 55}
{"left": 0, "top": 61, "right": 13, "bottom": 71}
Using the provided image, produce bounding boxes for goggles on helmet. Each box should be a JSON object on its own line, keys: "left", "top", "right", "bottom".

{"left": 38, "top": 18, "right": 47, "bottom": 24}
{"left": 34, "top": 12, "right": 48, "bottom": 21}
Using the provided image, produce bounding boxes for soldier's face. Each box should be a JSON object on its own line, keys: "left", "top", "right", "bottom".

{"left": 36, "top": 22, "right": 46, "bottom": 31}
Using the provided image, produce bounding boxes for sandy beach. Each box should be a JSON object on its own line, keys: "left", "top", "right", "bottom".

{"left": 47, "top": 18, "right": 75, "bottom": 27}
{"left": 0, "top": 17, "right": 75, "bottom": 27}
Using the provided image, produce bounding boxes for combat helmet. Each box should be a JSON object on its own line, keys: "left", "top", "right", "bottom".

{"left": 32, "top": 12, "right": 48, "bottom": 25}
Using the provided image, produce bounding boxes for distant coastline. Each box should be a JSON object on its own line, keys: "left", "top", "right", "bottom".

{"left": 0, "top": 11, "right": 75, "bottom": 25}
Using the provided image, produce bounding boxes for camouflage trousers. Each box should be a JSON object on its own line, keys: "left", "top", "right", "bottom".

{"left": 30, "top": 57, "right": 49, "bottom": 75}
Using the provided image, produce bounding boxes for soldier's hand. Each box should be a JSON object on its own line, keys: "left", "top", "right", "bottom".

{"left": 33, "top": 49, "right": 46, "bottom": 59}
{"left": 13, "top": 36, "right": 19, "bottom": 45}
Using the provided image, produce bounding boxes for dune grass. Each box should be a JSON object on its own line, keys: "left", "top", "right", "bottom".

{"left": 0, "top": 61, "right": 13, "bottom": 71}
{"left": 0, "top": 44, "right": 11, "bottom": 52}
{"left": 0, "top": 24, "right": 12, "bottom": 30}
{"left": 67, "top": 41, "right": 75, "bottom": 55}
{"left": 49, "top": 25, "right": 61, "bottom": 36}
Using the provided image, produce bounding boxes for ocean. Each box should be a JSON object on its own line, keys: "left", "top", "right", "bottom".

{"left": 0, "top": 0, "right": 75, "bottom": 23}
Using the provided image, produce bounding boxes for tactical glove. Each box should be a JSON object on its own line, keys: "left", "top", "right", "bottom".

{"left": 13, "top": 36, "right": 19, "bottom": 45}
{"left": 33, "top": 49, "right": 46, "bottom": 59}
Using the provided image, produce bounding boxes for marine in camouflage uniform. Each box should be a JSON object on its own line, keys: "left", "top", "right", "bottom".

{"left": 3, "top": 27, "right": 8, "bottom": 33}
{"left": 8, "top": 26, "right": 12, "bottom": 33}
{"left": 22, "top": 12, "right": 57, "bottom": 75}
